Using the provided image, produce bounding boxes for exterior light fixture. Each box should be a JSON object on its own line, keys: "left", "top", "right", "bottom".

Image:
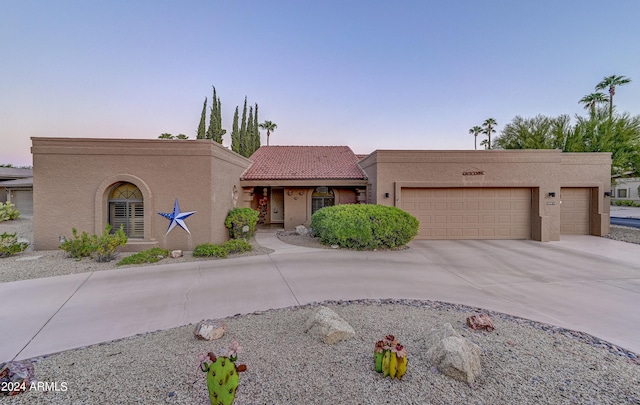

{"left": 385, "top": 192, "right": 390, "bottom": 198}
{"left": 604, "top": 191, "right": 612, "bottom": 197}
{"left": 548, "top": 192, "right": 556, "bottom": 198}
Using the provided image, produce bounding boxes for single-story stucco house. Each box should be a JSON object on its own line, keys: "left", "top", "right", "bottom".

{"left": 0, "top": 167, "right": 33, "bottom": 215}
{"left": 30, "top": 138, "right": 611, "bottom": 251}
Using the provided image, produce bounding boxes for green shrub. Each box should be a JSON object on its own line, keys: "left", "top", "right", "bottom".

{"left": 59, "top": 228, "right": 95, "bottom": 259}
{"left": 222, "top": 239, "right": 252, "bottom": 254}
{"left": 613, "top": 199, "right": 640, "bottom": 207}
{"left": 0, "top": 232, "right": 28, "bottom": 257}
{"left": 59, "top": 225, "right": 128, "bottom": 262}
{"left": 94, "top": 225, "right": 128, "bottom": 262}
{"left": 193, "top": 239, "right": 253, "bottom": 258}
{"left": 193, "top": 243, "right": 228, "bottom": 258}
{"left": 225, "top": 208, "right": 259, "bottom": 239}
{"left": 0, "top": 202, "right": 21, "bottom": 222}
{"left": 310, "top": 204, "right": 419, "bottom": 250}
{"left": 117, "top": 247, "right": 170, "bottom": 266}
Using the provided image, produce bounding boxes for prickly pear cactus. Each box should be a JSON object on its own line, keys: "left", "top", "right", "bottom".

{"left": 374, "top": 335, "right": 407, "bottom": 380}
{"left": 200, "top": 340, "right": 247, "bottom": 405}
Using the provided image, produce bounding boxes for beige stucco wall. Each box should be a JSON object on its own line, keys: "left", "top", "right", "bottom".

{"left": 32, "top": 138, "right": 251, "bottom": 251}
{"left": 359, "top": 150, "right": 611, "bottom": 241}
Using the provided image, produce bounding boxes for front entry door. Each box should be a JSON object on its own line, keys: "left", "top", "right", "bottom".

{"left": 271, "top": 188, "right": 284, "bottom": 223}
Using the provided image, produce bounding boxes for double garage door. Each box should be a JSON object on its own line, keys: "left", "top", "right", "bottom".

{"left": 401, "top": 187, "right": 591, "bottom": 240}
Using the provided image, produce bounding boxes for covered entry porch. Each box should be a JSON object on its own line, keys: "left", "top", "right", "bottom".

{"left": 241, "top": 183, "right": 367, "bottom": 229}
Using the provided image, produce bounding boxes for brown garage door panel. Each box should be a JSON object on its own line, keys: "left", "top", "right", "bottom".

{"left": 560, "top": 188, "right": 590, "bottom": 234}
{"left": 401, "top": 188, "right": 531, "bottom": 240}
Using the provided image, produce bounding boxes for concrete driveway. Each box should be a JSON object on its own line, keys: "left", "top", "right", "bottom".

{"left": 1, "top": 233, "right": 639, "bottom": 363}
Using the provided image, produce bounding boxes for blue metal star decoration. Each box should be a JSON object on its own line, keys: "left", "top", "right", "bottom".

{"left": 158, "top": 199, "right": 196, "bottom": 235}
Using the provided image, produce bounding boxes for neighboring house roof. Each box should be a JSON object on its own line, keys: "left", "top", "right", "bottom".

{"left": 242, "top": 146, "right": 367, "bottom": 180}
{"left": 0, "top": 177, "right": 33, "bottom": 187}
{"left": 0, "top": 167, "right": 33, "bottom": 181}
{"left": 355, "top": 153, "right": 370, "bottom": 160}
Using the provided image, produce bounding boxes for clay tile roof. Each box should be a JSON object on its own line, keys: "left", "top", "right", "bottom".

{"left": 242, "top": 146, "right": 367, "bottom": 180}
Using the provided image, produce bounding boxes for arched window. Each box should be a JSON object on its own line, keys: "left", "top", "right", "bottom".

{"left": 108, "top": 182, "right": 144, "bottom": 238}
{"left": 312, "top": 187, "right": 334, "bottom": 214}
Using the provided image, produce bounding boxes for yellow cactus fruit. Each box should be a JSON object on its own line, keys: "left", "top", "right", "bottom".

{"left": 382, "top": 350, "right": 391, "bottom": 377}
{"left": 389, "top": 352, "right": 398, "bottom": 379}
{"left": 396, "top": 355, "right": 407, "bottom": 380}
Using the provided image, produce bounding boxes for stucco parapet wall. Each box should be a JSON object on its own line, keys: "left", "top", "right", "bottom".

{"left": 240, "top": 179, "right": 368, "bottom": 187}
{"left": 360, "top": 150, "right": 564, "bottom": 165}
{"left": 31, "top": 137, "right": 251, "bottom": 167}
{"left": 560, "top": 152, "right": 612, "bottom": 165}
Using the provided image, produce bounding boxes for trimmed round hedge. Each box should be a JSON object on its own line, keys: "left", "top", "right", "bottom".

{"left": 310, "top": 204, "right": 419, "bottom": 250}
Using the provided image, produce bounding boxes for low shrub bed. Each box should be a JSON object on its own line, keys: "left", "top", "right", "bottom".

{"left": 612, "top": 199, "right": 640, "bottom": 207}
{"left": 0, "top": 232, "right": 28, "bottom": 258}
{"left": 310, "top": 204, "right": 419, "bottom": 250}
{"left": 117, "top": 248, "right": 170, "bottom": 266}
{"left": 193, "top": 239, "right": 253, "bottom": 258}
{"left": 59, "top": 225, "right": 128, "bottom": 262}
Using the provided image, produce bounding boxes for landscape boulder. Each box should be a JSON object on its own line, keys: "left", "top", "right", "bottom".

{"left": 194, "top": 321, "right": 226, "bottom": 341}
{"left": 304, "top": 306, "right": 355, "bottom": 344}
{"left": 295, "top": 225, "right": 309, "bottom": 236}
{"left": 427, "top": 323, "right": 482, "bottom": 384}
{"left": 170, "top": 250, "right": 183, "bottom": 259}
{"left": 466, "top": 314, "right": 495, "bottom": 331}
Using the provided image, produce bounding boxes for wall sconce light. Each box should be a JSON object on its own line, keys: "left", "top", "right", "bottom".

{"left": 604, "top": 191, "right": 612, "bottom": 197}
{"left": 385, "top": 192, "right": 390, "bottom": 198}
{"left": 547, "top": 192, "right": 556, "bottom": 198}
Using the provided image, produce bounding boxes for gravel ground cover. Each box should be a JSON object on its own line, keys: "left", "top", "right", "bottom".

{"left": 4, "top": 300, "right": 640, "bottom": 404}
{"left": 1, "top": 217, "right": 639, "bottom": 404}
{"left": 0, "top": 216, "right": 273, "bottom": 284}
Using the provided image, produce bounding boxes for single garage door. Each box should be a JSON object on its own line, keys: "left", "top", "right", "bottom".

{"left": 11, "top": 189, "right": 33, "bottom": 215}
{"left": 560, "top": 188, "right": 590, "bottom": 234}
{"left": 401, "top": 188, "right": 531, "bottom": 240}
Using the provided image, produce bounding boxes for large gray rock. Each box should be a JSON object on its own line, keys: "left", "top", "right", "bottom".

{"left": 304, "top": 306, "right": 355, "bottom": 344}
{"left": 427, "top": 323, "right": 482, "bottom": 384}
{"left": 295, "top": 225, "right": 309, "bottom": 235}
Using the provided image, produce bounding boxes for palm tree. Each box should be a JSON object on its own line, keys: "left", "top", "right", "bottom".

{"left": 258, "top": 120, "right": 277, "bottom": 146}
{"left": 469, "top": 126, "right": 482, "bottom": 150}
{"left": 482, "top": 118, "right": 497, "bottom": 150}
{"left": 595, "top": 75, "right": 632, "bottom": 119}
{"left": 579, "top": 92, "right": 609, "bottom": 118}
{"left": 479, "top": 139, "right": 489, "bottom": 150}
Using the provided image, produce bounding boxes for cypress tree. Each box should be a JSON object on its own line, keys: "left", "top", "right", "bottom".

{"left": 246, "top": 106, "right": 254, "bottom": 157}
{"left": 213, "top": 96, "right": 226, "bottom": 143}
{"left": 197, "top": 97, "right": 207, "bottom": 139}
{"left": 239, "top": 97, "right": 248, "bottom": 156}
{"left": 252, "top": 103, "right": 260, "bottom": 154}
{"left": 206, "top": 97, "right": 216, "bottom": 140}
{"left": 231, "top": 107, "right": 240, "bottom": 154}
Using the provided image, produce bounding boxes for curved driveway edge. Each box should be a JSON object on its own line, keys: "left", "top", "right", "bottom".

{"left": 1, "top": 233, "right": 638, "bottom": 362}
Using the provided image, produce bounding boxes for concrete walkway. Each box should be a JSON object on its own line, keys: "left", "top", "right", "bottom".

{"left": 1, "top": 232, "right": 639, "bottom": 363}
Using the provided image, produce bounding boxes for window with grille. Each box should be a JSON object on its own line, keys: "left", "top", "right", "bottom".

{"left": 312, "top": 187, "right": 334, "bottom": 214}
{"left": 617, "top": 189, "right": 628, "bottom": 198}
{"left": 108, "top": 183, "right": 144, "bottom": 238}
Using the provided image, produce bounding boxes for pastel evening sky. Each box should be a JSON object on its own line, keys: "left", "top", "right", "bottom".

{"left": 2, "top": 1, "right": 639, "bottom": 167}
